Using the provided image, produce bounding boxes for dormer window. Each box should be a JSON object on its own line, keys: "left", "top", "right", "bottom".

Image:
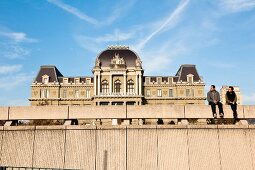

{"left": 187, "top": 74, "right": 194, "bottom": 84}
{"left": 42, "top": 75, "right": 49, "bottom": 84}
{"left": 63, "top": 78, "right": 68, "bottom": 84}
{"left": 86, "top": 78, "right": 91, "bottom": 84}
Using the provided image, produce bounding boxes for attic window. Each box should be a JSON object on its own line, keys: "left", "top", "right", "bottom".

{"left": 63, "top": 78, "right": 68, "bottom": 84}
{"left": 42, "top": 75, "right": 49, "bottom": 84}
{"left": 169, "top": 77, "right": 173, "bottom": 85}
{"left": 157, "top": 77, "right": 161, "bottom": 84}
{"left": 145, "top": 77, "right": 150, "bottom": 84}
{"left": 86, "top": 78, "right": 91, "bottom": 84}
{"left": 187, "top": 74, "right": 194, "bottom": 84}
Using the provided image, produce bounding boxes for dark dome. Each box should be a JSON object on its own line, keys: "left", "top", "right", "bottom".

{"left": 97, "top": 47, "right": 140, "bottom": 67}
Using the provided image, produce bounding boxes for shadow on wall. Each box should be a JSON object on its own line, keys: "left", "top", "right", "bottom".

{"left": 104, "top": 150, "right": 108, "bottom": 170}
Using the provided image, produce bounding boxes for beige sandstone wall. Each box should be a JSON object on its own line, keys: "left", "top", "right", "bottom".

{"left": 0, "top": 125, "right": 255, "bottom": 170}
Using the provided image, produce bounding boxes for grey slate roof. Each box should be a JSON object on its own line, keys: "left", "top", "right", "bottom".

{"left": 97, "top": 49, "right": 140, "bottom": 67}
{"left": 34, "top": 65, "right": 63, "bottom": 83}
{"left": 143, "top": 65, "right": 202, "bottom": 83}
{"left": 175, "top": 64, "right": 202, "bottom": 82}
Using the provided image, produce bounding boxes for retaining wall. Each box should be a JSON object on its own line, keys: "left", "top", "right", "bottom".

{"left": 0, "top": 125, "right": 255, "bottom": 170}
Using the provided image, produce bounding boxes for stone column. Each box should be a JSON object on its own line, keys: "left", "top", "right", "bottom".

{"left": 124, "top": 74, "right": 126, "bottom": 95}
{"left": 94, "top": 75, "right": 97, "bottom": 96}
{"left": 110, "top": 74, "right": 112, "bottom": 94}
{"left": 136, "top": 74, "right": 138, "bottom": 95}
{"left": 98, "top": 73, "right": 101, "bottom": 95}
{"left": 139, "top": 74, "right": 142, "bottom": 95}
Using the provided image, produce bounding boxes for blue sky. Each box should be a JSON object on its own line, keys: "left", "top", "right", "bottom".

{"left": 0, "top": 0, "right": 255, "bottom": 105}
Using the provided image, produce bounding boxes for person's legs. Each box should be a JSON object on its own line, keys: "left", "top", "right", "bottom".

{"left": 217, "top": 102, "right": 224, "bottom": 117}
{"left": 231, "top": 103, "right": 238, "bottom": 119}
{"left": 209, "top": 102, "right": 216, "bottom": 117}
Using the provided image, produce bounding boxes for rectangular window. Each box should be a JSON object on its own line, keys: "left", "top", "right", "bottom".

{"left": 146, "top": 90, "right": 151, "bottom": 97}
{"left": 191, "top": 89, "right": 194, "bottom": 97}
{"left": 145, "top": 77, "right": 150, "bottom": 84}
{"left": 169, "top": 77, "right": 173, "bottom": 85}
{"left": 74, "top": 90, "right": 79, "bottom": 98}
{"left": 63, "top": 78, "right": 68, "bottom": 84}
{"left": 63, "top": 90, "right": 67, "bottom": 98}
{"left": 188, "top": 77, "right": 193, "bottom": 84}
{"left": 169, "top": 89, "right": 173, "bottom": 97}
{"left": 43, "top": 77, "right": 49, "bottom": 84}
{"left": 157, "top": 77, "right": 161, "bottom": 84}
{"left": 41, "top": 89, "right": 49, "bottom": 98}
{"left": 186, "top": 89, "right": 190, "bottom": 97}
{"left": 86, "top": 90, "right": 90, "bottom": 98}
{"left": 157, "top": 89, "right": 162, "bottom": 97}
{"left": 86, "top": 78, "right": 91, "bottom": 84}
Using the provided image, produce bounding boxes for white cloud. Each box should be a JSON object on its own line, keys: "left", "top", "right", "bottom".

{"left": 0, "top": 42, "right": 30, "bottom": 59}
{"left": 0, "top": 65, "right": 22, "bottom": 74}
{"left": 94, "top": 29, "right": 136, "bottom": 43}
{"left": 47, "top": 0, "right": 98, "bottom": 25}
{"left": 0, "top": 73, "right": 33, "bottom": 90}
{"left": 138, "top": 40, "right": 187, "bottom": 75}
{"left": 47, "top": 0, "right": 136, "bottom": 26}
{"left": 0, "top": 30, "right": 38, "bottom": 43}
{"left": 219, "top": 0, "right": 255, "bottom": 13}
{"left": 102, "top": 0, "right": 136, "bottom": 26}
{"left": 137, "top": 0, "right": 190, "bottom": 50}
{"left": 74, "top": 28, "right": 141, "bottom": 53}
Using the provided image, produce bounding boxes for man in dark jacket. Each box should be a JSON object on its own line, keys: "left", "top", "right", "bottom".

{"left": 225, "top": 86, "right": 238, "bottom": 122}
{"left": 207, "top": 85, "right": 224, "bottom": 118}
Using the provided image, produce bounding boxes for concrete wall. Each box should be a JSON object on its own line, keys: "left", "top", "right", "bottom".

{"left": 1, "top": 105, "right": 254, "bottom": 120}
{"left": 0, "top": 125, "right": 255, "bottom": 170}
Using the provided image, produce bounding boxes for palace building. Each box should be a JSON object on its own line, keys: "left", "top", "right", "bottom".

{"left": 29, "top": 45, "right": 206, "bottom": 106}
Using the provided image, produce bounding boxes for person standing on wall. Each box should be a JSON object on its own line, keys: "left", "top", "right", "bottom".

{"left": 225, "top": 86, "right": 238, "bottom": 123}
{"left": 207, "top": 85, "right": 224, "bottom": 118}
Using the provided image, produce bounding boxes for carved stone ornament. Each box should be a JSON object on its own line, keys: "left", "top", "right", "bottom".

{"left": 111, "top": 53, "right": 126, "bottom": 68}
{"left": 95, "top": 58, "right": 101, "bottom": 67}
{"left": 135, "top": 58, "right": 142, "bottom": 67}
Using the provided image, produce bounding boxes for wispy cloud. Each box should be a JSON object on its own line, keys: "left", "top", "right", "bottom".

{"left": 219, "top": 0, "right": 255, "bottom": 13}
{"left": 74, "top": 28, "right": 140, "bottom": 53}
{"left": 137, "top": 0, "right": 190, "bottom": 50}
{"left": 47, "top": 0, "right": 98, "bottom": 25}
{"left": 0, "top": 29, "right": 38, "bottom": 43}
{"left": 47, "top": 0, "right": 136, "bottom": 26}
{"left": 0, "top": 73, "right": 33, "bottom": 90}
{"left": 0, "top": 27, "right": 36, "bottom": 60}
{"left": 139, "top": 40, "right": 187, "bottom": 75}
{"left": 0, "top": 42, "right": 30, "bottom": 59}
{"left": 102, "top": 0, "right": 136, "bottom": 25}
{"left": 0, "top": 65, "right": 22, "bottom": 74}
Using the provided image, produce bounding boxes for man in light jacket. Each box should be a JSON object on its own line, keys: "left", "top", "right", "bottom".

{"left": 207, "top": 85, "right": 224, "bottom": 118}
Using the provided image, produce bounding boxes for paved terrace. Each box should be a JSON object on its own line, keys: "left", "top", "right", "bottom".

{"left": 0, "top": 105, "right": 255, "bottom": 169}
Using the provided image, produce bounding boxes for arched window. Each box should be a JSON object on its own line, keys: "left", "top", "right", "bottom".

{"left": 127, "top": 79, "right": 134, "bottom": 93}
{"left": 101, "top": 80, "right": 109, "bottom": 94}
{"left": 114, "top": 80, "right": 121, "bottom": 93}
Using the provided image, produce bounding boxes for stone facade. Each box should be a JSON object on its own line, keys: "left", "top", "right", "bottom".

{"left": 29, "top": 45, "right": 206, "bottom": 106}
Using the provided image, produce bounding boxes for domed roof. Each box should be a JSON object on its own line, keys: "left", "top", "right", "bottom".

{"left": 96, "top": 46, "right": 141, "bottom": 67}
